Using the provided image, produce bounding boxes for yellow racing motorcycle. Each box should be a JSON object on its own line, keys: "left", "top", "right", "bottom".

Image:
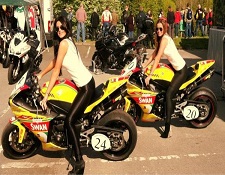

{"left": 121, "top": 56, "right": 217, "bottom": 128}
{"left": 1, "top": 63, "right": 137, "bottom": 161}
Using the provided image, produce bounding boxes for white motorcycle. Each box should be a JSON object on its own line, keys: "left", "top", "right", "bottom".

{"left": 8, "top": 30, "right": 42, "bottom": 84}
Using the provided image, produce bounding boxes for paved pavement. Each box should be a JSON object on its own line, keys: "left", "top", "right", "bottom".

{"left": 1, "top": 44, "right": 225, "bottom": 175}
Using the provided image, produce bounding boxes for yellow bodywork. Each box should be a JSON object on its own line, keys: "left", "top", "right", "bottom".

{"left": 41, "top": 77, "right": 128, "bottom": 114}
{"left": 127, "top": 60, "right": 215, "bottom": 122}
{"left": 145, "top": 60, "right": 215, "bottom": 90}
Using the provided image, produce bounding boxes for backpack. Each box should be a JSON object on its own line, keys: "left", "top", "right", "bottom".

{"left": 187, "top": 9, "right": 192, "bottom": 20}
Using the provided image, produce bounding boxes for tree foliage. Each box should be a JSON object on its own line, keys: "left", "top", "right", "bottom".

{"left": 52, "top": 0, "right": 214, "bottom": 27}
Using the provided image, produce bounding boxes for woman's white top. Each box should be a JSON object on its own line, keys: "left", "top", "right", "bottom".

{"left": 62, "top": 38, "right": 92, "bottom": 87}
{"left": 163, "top": 34, "right": 186, "bottom": 71}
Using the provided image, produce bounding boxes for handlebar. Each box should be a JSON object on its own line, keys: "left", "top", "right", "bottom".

{"left": 135, "top": 34, "right": 147, "bottom": 43}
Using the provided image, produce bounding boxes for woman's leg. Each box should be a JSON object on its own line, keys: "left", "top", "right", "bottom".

{"left": 65, "top": 78, "right": 95, "bottom": 172}
{"left": 162, "top": 65, "right": 187, "bottom": 138}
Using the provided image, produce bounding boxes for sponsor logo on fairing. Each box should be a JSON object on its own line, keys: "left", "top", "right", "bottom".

{"left": 133, "top": 96, "right": 156, "bottom": 104}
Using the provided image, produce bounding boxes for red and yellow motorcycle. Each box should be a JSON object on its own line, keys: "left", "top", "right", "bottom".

{"left": 1, "top": 65, "right": 137, "bottom": 161}
{"left": 121, "top": 56, "right": 217, "bottom": 128}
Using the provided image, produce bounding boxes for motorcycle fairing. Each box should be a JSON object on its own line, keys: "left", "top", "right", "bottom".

{"left": 145, "top": 60, "right": 215, "bottom": 90}
{"left": 41, "top": 77, "right": 128, "bottom": 114}
{"left": 84, "top": 77, "right": 128, "bottom": 113}
{"left": 145, "top": 63, "right": 174, "bottom": 82}
{"left": 180, "top": 60, "right": 215, "bottom": 89}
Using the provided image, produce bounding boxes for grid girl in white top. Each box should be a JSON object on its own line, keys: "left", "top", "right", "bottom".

{"left": 142, "top": 18, "right": 188, "bottom": 138}
{"left": 37, "top": 16, "right": 95, "bottom": 175}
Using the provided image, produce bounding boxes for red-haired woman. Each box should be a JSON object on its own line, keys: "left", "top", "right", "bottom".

{"left": 142, "top": 19, "right": 187, "bottom": 138}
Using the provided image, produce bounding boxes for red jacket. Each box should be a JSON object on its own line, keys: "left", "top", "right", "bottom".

{"left": 208, "top": 11, "right": 213, "bottom": 26}
{"left": 174, "top": 11, "right": 181, "bottom": 24}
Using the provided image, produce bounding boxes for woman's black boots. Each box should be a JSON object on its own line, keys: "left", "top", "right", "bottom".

{"left": 161, "top": 122, "right": 171, "bottom": 138}
{"left": 68, "top": 159, "right": 85, "bottom": 175}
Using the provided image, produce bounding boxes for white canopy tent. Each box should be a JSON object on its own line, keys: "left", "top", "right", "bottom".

{"left": 0, "top": 0, "right": 48, "bottom": 49}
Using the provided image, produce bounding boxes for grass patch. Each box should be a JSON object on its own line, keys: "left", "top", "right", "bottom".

{"left": 174, "top": 37, "right": 209, "bottom": 50}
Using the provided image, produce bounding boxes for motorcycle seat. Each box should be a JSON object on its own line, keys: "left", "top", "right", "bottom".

{"left": 186, "top": 67, "right": 196, "bottom": 81}
{"left": 90, "top": 83, "right": 104, "bottom": 104}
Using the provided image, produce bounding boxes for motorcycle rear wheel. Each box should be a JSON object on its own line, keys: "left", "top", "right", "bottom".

{"left": 188, "top": 87, "right": 217, "bottom": 128}
{"left": 1, "top": 123, "right": 40, "bottom": 159}
{"left": 98, "top": 109, "right": 137, "bottom": 161}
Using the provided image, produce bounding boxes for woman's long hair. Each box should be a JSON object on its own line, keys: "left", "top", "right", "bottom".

{"left": 154, "top": 18, "right": 168, "bottom": 53}
{"left": 53, "top": 16, "right": 72, "bottom": 58}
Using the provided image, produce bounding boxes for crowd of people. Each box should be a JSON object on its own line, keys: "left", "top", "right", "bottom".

{"left": 62, "top": 3, "right": 213, "bottom": 49}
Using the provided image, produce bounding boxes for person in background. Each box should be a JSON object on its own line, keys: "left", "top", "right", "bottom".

{"left": 126, "top": 11, "right": 135, "bottom": 39}
{"left": 67, "top": 6, "right": 73, "bottom": 30}
{"left": 37, "top": 16, "right": 95, "bottom": 175}
{"left": 184, "top": 3, "right": 193, "bottom": 38}
{"left": 174, "top": 7, "right": 181, "bottom": 38}
{"left": 142, "top": 18, "right": 187, "bottom": 138}
{"left": 167, "top": 6, "right": 175, "bottom": 39}
{"left": 61, "top": 6, "right": 68, "bottom": 18}
{"left": 194, "top": 4, "right": 204, "bottom": 36}
{"left": 121, "top": 5, "right": 129, "bottom": 34}
{"left": 111, "top": 9, "right": 119, "bottom": 29}
{"left": 90, "top": 8, "right": 99, "bottom": 41}
{"left": 144, "top": 12, "right": 154, "bottom": 49}
{"left": 101, "top": 5, "right": 112, "bottom": 36}
{"left": 136, "top": 5, "right": 146, "bottom": 37}
{"left": 208, "top": 8, "right": 213, "bottom": 34}
{"left": 202, "top": 7, "right": 208, "bottom": 36}
{"left": 76, "top": 3, "right": 87, "bottom": 42}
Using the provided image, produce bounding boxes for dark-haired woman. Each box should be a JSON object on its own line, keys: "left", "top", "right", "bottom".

{"left": 142, "top": 19, "right": 187, "bottom": 138}
{"left": 37, "top": 16, "right": 95, "bottom": 174}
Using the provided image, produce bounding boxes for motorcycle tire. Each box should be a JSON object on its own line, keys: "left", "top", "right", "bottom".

{"left": 8, "top": 62, "right": 22, "bottom": 85}
{"left": 92, "top": 53, "right": 103, "bottom": 73}
{"left": 188, "top": 87, "right": 217, "bottom": 128}
{"left": 2, "top": 50, "right": 10, "bottom": 68}
{"left": 1, "top": 123, "right": 40, "bottom": 159}
{"left": 98, "top": 109, "right": 137, "bottom": 161}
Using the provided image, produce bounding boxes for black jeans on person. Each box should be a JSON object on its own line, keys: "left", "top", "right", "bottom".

{"left": 165, "top": 64, "right": 187, "bottom": 131}
{"left": 64, "top": 77, "right": 95, "bottom": 161}
{"left": 91, "top": 27, "right": 97, "bottom": 40}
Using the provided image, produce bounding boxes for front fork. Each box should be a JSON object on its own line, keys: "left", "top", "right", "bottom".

{"left": 123, "top": 97, "right": 131, "bottom": 112}
{"left": 9, "top": 117, "right": 26, "bottom": 143}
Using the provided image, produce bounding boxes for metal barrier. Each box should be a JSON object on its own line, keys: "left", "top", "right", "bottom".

{"left": 208, "top": 27, "right": 225, "bottom": 95}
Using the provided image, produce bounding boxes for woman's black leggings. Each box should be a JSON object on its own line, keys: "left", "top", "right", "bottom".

{"left": 165, "top": 65, "right": 187, "bottom": 124}
{"left": 65, "top": 77, "right": 95, "bottom": 161}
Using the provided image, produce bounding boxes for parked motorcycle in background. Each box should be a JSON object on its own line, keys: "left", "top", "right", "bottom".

{"left": 8, "top": 30, "right": 42, "bottom": 84}
{"left": 92, "top": 27, "right": 147, "bottom": 74}
{"left": 0, "top": 28, "right": 13, "bottom": 68}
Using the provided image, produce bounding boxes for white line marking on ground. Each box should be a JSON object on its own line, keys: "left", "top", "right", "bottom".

{"left": 0, "top": 106, "right": 10, "bottom": 118}
{"left": 0, "top": 145, "right": 3, "bottom": 154}
{"left": 85, "top": 46, "right": 91, "bottom": 59}
{"left": 1, "top": 152, "right": 219, "bottom": 169}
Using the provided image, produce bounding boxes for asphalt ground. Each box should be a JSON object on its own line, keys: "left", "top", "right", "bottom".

{"left": 0, "top": 44, "right": 225, "bottom": 175}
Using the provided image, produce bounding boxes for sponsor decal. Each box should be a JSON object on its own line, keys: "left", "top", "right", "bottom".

{"left": 133, "top": 96, "right": 156, "bottom": 104}
{"left": 24, "top": 121, "right": 49, "bottom": 131}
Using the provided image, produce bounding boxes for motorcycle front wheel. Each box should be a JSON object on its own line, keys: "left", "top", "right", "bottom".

{"left": 1, "top": 123, "right": 40, "bottom": 159}
{"left": 188, "top": 87, "right": 217, "bottom": 128}
{"left": 2, "top": 48, "right": 10, "bottom": 68}
{"left": 98, "top": 109, "right": 137, "bottom": 161}
{"left": 92, "top": 53, "right": 103, "bottom": 73}
{"left": 8, "top": 61, "right": 22, "bottom": 84}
